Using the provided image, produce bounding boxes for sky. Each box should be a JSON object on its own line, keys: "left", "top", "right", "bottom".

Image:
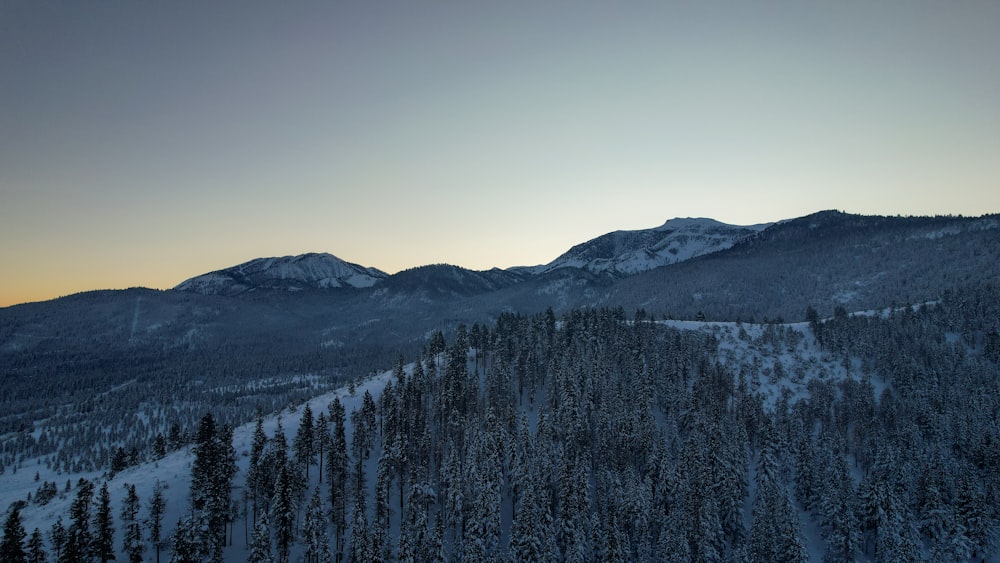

{"left": 2, "top": 1, "right": 999, "bottom": 307}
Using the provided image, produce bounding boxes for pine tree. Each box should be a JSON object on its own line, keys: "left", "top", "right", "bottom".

{"left": 26, "top": 528, "right": 45, "bottom": 563}
{"left": 327, "top": 397, "right": 349, "bottom": 562}
{"left": 694, "top": 496, "right": 725, "bottom": 563}
{"left": 49, "top": 517, "right": 66, "bottom": 563}
{"left": 63, "top": 478, "right": 94, "bottom": 563}
{"left": 294, "top": 404, "right": 315, "bottom": 479}
{"left": 190, "top": 413, "right": 218, "bottom": 558}
{"left": 873, "top": 499, "right": 921, "bottom": 563}
{"left": 92, "top": 482, "right": 115, "bottom": 563}
{"left": 821, "top": 457, "right": 860, "bottom": 563}
{"left": 248, "top": 414, "right": 269, "bottom": 523}
{"left": 509, "top": 473, "right": 555, "bottom": 562}
{"left": 169, "top": 515, "right": 200, "bottom": 563}
{"left": 315, "top": 412, "right": 330, "bottom": 485}
{"left": 248, "top": 510, "right": 274, "bottom": 563}
{"left": 774, "top": 488, "right": 810, "bottom": 563}
{"left": 147, "top": 479, "right": 166, "bottom": 563}
{"left": 189, "top": 413, "right": 237, "bottom": 562}
{"left": 371, "top": 455, "right": 393, "bottom": 561}
{"left": 272, "top": 462, "right": 296, "bottom": 563}
{"left": 399, "top": 482, "right": 433, "bottom": 563}
{"left": 465, "top": 430, "right": 502, "bottom": 563}
{"left": 956, "top": 471, "right": 994, "bottom": 560}
{"left": 348, "top": 492, "right": 370, "bottom": 563}
{"left": 555, "top": 450, "right": 591, "bottom": 562}
{"left": 303, "top": 487, "right": 330, "bottom": 563}
{"left": 1, "top": 507, "right": 27, "bottom": 563}
{"left": 749, "top": 442, "right": 808, "bottom": 562}
{"left": 657, "top": 512, "right": 690, "bottom": 562}
{"left": 440, "top": 445, "right": 464, "bottom": 554}
{"left": 121, "top": 483, "right": 144, "bottom": 563}
{"left": 360, "top": 391, "right": 377, "bottom": 456}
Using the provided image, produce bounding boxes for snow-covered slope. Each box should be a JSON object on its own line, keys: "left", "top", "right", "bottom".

{"left": 532, "top": 217, "right": 769, "bottom": 276}
{"left": 6, "top": 368, "right": 397, "bottom": 563}
{"left": 175, "top": 252, "right": 388, "bottom": 295}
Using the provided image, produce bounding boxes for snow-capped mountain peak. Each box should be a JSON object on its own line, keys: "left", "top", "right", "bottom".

{"left": 655, "top": 217, "right": 728, "bottom": 230}
{"left": 534, "top": 217, "right": 770, "bottom": 276}
{"left": 175, "top": 252, "right": 388, "bottom": 295}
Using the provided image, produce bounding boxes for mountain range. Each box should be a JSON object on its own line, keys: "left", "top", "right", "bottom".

{"left": 2, "top": 210, "right": 998, "bottom": 388}
{"left": 173, "top": 216, "right": 763, "bottom": 295}
{"left": 3, "top": 210, "right": 999, "bottom": 563}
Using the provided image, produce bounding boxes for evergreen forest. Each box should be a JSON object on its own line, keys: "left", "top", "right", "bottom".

{"left": 4, "top": 281, "right": 999, "bottom": 561}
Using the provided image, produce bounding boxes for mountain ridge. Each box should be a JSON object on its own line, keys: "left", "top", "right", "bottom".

{"left": 175, "top": 252, "right": 388, "bottom": 295}
{"left": 173, "top": 216, "right": 772, "bottom": 297}
{"left": 4, "top": 210, "right": 998, "bottom": 429}
{"left": 531, "top": 216, "right": 770, "bottom": 276}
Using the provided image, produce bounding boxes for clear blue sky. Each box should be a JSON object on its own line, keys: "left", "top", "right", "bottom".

{"left": 2, "top": 1, "right": 998, "bottom": 306}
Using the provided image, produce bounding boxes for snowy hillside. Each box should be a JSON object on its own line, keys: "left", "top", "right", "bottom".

{"left": 175, "top": 252, "right": 388, "bottom": 295}
{"left": 3, "top": 295, "right": 1000, "bottom": 562}
{"left": 533, "top": 217, "right": 769, "bottom": 276}
{"left": 3, "top": 367, "right": 397, "bottom": 563}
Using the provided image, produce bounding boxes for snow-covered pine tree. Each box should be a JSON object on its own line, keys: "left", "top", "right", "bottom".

{"left": 63, "top": 478, "right": 94, "bottom": 563}
{"left": 359, "top": 391, "right": 377, "bottom": 458}
{"left": 371, "top": 454, "right": 393, "bottom": 561}
{"left": 247, "top": 509, "right": 273, "bottom": 563}
{"left": 749, "top": 442, "right": 781, "bottom": 561}
{"left": 168, "top": 514, "right": 200, "bottom": 563}
{"left": 509, "top": 470, "right": 556, "bottom": 562}
{"left": 91, "top": 482, "right": 115, "bottom": 563}
{"left": 439, "top": 443, "right": 464, "bottom": 556}
{"left": 146, "top": 479, "right": 166, "bottom": 563}
{"left": 293, "top": 403, "right": 315, "bottom": 479}
{"left": 49, "top": 517, "right": 66, "bottom": 563}
{"left": 26, "top": 528, "right": 45, "bottom": 563}
{"left": 314, "top": 412, "right": 330, "bottom": 485}
{"left": 820, "top": 454, "right": 860, "bottom": 563}
{"left": 348, "top": 492, "right": 370, "bottom": 563}
{"left": 956, "top": 470, "right": 995, "bottom": 560}
{"left": 693, "top": 496, "right": 725, "bottom": 563}
{"left": 327, "top": 397, "right": 349, "bottom": 562}
{"left": 272, "top": 462, "right": 296, "bottom": 563}
{"left": 189, "top": 414, "right": 237, "bottom": 562}
{"left": 872, "top": 495, "right": 921, "bottom": 563}
{"left": 773, "top": 488, "right": 810, "bottom": 563}
{"left": 120, "top": 483, "right": 144, "bottom": 563}
{"left": 656, "top": 510, "right": 690, "bottom": 562}
{"left": 1, "top": 506, "right": 27, "bottom": 563}
{"left": 398, "top": 481, "right": 433, "bottom": 563}
{"left": 248, "top": 414, "right": 269, "bottom": 523}
{"left": 303, "top": 487, "right": 330, "bottom": 563}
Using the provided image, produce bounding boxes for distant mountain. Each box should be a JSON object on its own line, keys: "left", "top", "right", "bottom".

{"left": 175, "top": 252, "right": 388, "bottom": 295}
{"left": 7, "top": 210, "right": 999, "bottom": 381}
{"left": 380, "top": 264, "right": 527, "bottom": 298}
{"left": 607, "top": 210, "right": 1000, "bottom": 320}
{"left": 532, "top": 217, "right": 769, "bottom": 276}
{"left": 172, "top": 217, "right": 763, "bottom": 299}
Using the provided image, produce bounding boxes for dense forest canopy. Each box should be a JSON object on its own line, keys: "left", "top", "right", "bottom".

{"left": 3, "top": 281, "right": 998, "bottom": 561}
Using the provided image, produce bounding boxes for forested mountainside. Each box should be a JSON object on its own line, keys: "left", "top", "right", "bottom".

{"left": 608, "top": 211, "right": 1000, "bottom": 321}
{"left": 0, "top": 289, "right": 404, "bottom": 474}
{"left": 529, "top": 217, "right": 767, "bottom": 276}
{"left": 1, "top": 211, "right": 997, "bottom": 477}
{"left": 3, "top": 281, "right": 998, "bottom": 562}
